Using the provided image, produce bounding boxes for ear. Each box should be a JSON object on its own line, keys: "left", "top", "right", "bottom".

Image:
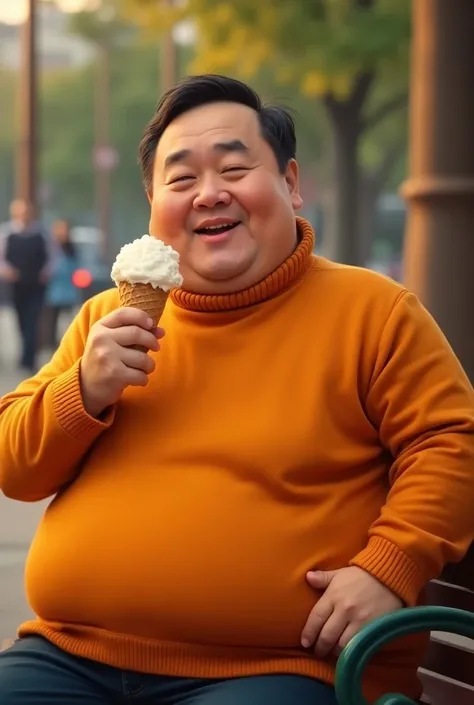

{"left": 146, "top": 188, "right": 153, "bottom": 205}
{"left": 285, "top": 159, "right": 303, "bottom": 211}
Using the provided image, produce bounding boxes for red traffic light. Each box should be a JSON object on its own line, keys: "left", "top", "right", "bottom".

{"left": 72, "top": 269, "right": 93, "bottom": 289}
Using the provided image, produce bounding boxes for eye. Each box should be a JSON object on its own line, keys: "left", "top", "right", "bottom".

{"left": 222, "top": 166, "right": 249, "bottom": 175}
{"left": 170, "top": 175, "right": 194, "bottom": 184}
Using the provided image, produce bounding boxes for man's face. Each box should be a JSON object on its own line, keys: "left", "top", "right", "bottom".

{"left": 10, "top": 199, "right": 32, "bottom": 225}
{"left": 149, "top": 102, "right": 303, "bottom": 294}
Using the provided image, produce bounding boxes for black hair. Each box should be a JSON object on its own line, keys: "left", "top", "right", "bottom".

{"left": 138, "top": 74, "right": 297, "bottom": 193}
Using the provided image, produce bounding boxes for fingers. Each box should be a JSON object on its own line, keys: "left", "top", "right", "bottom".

{"left": 120, "top": 366, "right": 150, "bottom": 388}
{"left": 120, "top": 347, "right": 156, "bottom": 376}
{"left": 306, "top": 570, "right": 334, "bottom": 590}
{"left": 301, "top": 598, "right": 333, "bottom": 649}
{"left": 152, "top": 326, "right": 166, "bottom": 340}
{"left": 313, "top": 611, "right": 349, "bottom": 657}
{"left": 113, "top": 325, "right": 161, "bottom": 352}
{"left": 101, "top": 307, "right": 154, "bottom": 330}
{"left": 335, "top": 623, "right": 359, "bottom": 654}
{"left": 302, "top": 602, "right": 352, "bottom": 657}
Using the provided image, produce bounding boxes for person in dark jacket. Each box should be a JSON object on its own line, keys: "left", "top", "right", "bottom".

{"left": 0, "top": 199, "right": 52, "bottom": 372}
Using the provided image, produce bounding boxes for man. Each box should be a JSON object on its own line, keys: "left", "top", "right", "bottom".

{"left": 0, "top": 199, "right": 52, "bottom": 371}
{"left": 0, "top": 75, "right": 473, "bottom": 705}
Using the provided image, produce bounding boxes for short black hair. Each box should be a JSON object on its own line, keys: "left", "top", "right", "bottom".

{"left": 139, "top": 74, "right": 297, "bottom": 193}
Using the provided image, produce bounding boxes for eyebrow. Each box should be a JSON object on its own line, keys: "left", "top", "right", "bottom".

{"left": 163, "top": 139, "right": 249, "bottom": 170}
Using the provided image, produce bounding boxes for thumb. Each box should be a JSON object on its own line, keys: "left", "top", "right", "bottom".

{"left": 306, "top": 570, "right": 337, "bottom": 589}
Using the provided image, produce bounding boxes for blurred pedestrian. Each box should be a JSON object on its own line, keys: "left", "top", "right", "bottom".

{"left": 0, "top": 199, "right": 52, "bottom": 372}
{"left": 43, "top": 219, "right": 79, "bottom": 350}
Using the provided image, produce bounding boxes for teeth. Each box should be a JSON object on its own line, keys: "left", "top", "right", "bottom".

{"left": 195, "top": 221, "right": 239, "bottom": 235}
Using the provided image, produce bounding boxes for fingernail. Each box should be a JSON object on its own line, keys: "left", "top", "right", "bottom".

{"left": 146, "top": 318, "right": 153, "bottom": 328}
{"left": 301, "top": 637, "right": 310, "bottom": 648}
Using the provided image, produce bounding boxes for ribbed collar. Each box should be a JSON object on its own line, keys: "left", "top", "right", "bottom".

{"left": 170, "top": 217, "right": 314, "bottom": 313}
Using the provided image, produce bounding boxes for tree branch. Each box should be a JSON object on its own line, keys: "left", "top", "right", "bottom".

{"left": 323, "top": 70, "right": 374, "bottom": 128}
{"left": 362, "top": 91, "right": 408, "bottom": 132}
{"left": 350, "top": 71, "right": 375, "bottom": 112}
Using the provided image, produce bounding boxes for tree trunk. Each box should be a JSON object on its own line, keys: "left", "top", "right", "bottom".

{"left": 323, "top": 73, "right": 372, "bottom": 265}
{"left": 357, "top": 173, "right": 379, "bottom": 265}
{"left": 329, "top": 114, "right": 361, "bottom": 264}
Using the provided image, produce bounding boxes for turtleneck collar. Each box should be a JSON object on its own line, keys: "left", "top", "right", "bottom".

{"left": 170, "top": 217, "right": 314, "bottom": 313}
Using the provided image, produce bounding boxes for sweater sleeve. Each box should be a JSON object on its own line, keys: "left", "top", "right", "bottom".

{"left": 350, "top": 291, "right": 474, "bottom": 605}
{"left": 0, "top": 295, "right": 116, "bottom": 502}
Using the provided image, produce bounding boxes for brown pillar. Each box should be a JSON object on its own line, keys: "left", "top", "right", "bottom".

{"left": 16, "top": 0, "right": 38, "bottom": 214}
{"left": 160, "top": 0, "right": 177, "bottom": 92}
{"left": 401, "top": 0, "right": 474, "bottom": 382}
{"left": 160, "top": 31, "right": 176, "bottom": 91}
{"left": 94, "top": 44, "right": 112, "bottom": 259}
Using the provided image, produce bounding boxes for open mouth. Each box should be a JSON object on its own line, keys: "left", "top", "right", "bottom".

{"left": 194, "top": 221, "right": 240, "bottom": 236}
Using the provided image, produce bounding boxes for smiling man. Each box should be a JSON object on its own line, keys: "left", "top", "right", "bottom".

{"left": 144, "top": 95, "right": 302, "bottom": 294}
{"left": 0, "top": 75, "right": 474, "bottom": 705}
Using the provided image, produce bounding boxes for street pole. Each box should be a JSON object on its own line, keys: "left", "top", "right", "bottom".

{"left": 160, "top": 0, "right": 177, "bottom": 91}
{"left": 401, "top": 0, "right": 474, "bottom": 382}
{"left": 16, "top": 0, "right": 38, "bottom": 214}
{"left": 160, "top": 30, "right": 176, "bottom": 91}
{"left": 94, "top": 43, "right": 112, "bottom": 260}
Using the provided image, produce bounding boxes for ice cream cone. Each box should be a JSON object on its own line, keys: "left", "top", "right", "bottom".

{"left": 112, "top": 234, "right": 183, "bottom": 353}
{"left": 118, "top": 281, "right": 169, "bottom": 351}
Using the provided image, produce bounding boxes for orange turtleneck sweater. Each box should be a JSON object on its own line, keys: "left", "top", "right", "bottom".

{"left": 1, "top": 218, "right": 473, "bottom": 703}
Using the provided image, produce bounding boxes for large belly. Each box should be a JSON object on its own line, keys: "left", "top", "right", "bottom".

{"left": 25, "top": 467, "right": 376, "bottom": 648}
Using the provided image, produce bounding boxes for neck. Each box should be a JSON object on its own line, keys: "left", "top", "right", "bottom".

{"left": 171, "top": 217, "right": 315, "bottom": 313}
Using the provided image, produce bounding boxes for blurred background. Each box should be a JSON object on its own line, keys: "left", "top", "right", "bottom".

{"left": 0, "top": 0, "right": 410, "bottom": 291}
{"left": 0, "top": 0, "right": 473, "bottom": 645}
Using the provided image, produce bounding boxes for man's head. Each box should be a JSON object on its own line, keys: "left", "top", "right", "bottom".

{"left": 10, "top": 199, "right": 33, "bottom": 226}
{"left": 52, "top": 219, "right": 71, "bottom": 245}
{"left": 139, "top": 74, "right": 303, "bottom": 295}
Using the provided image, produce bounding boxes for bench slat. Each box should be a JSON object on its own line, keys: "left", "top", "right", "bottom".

{"left": 419, "top": 667, "right": 474, "bottom": 705}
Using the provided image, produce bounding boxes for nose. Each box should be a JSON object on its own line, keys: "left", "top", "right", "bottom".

{"left": 193, "top": 175, "right": 231, "bottom": 210}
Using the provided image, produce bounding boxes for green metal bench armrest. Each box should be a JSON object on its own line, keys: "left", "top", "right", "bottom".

{"left": 334, "top": 606, "right": 474, "bottom": 705}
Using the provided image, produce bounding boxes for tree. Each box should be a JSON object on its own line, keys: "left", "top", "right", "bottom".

{"left": 38, "top": 41, "right": 165, "bottom": 251}
{"left": 121, "top": 0, "right": 410, "bottom": 264}
{"left": 68, "top": 1, "right": 134, "bottom": 257}
{"left": 0, "top": 69, "right": 17, "bottom": 217}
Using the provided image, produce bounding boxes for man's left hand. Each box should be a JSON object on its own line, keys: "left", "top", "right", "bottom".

{"left": 301, "top": 566, "right": 403, "bottom": 656}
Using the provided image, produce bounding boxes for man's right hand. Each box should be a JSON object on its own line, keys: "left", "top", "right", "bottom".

{"left": 80, "top": 307, "right": 164, "bottom": 418}
{"left": 1, "top": 265, "right": 20, "bottom": 283}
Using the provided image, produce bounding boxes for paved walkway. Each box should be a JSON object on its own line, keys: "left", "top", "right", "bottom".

{"left": 0, "top": 307, "right": 51, "bottom": 638}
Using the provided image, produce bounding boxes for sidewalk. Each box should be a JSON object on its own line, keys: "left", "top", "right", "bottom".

{"left": 0, "top": 305, "right": 57, "bottom": 393}
{"left": 0, "top": 306, "right": 50, "bottom": 637}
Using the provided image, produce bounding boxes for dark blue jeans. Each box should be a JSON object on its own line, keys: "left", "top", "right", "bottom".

{"left": 0, "top": 637, "right": 338, "bottom": 704}
{"left": 11, "top": 283, "right": 45, "bottom": 370}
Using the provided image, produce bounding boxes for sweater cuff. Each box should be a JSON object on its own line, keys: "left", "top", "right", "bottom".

{"left": 51, "top": 359, "right": 116, "bottom": 440}
{"left": 349, "top": 536, "right": 426, "bottom": 606}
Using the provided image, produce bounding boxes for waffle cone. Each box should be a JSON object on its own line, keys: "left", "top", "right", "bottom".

{"left": 118, "top": 281, "right": 169, "bottom": 351}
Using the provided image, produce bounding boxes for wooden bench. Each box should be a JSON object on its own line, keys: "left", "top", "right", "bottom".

{"left": 335, "top": 547, "right": 474, "bottom": 705}
{"left": 418, "top": 548, "right": 474, "bottom": 705}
